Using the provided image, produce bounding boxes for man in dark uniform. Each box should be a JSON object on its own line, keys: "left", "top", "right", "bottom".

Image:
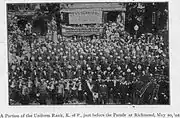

{"left": 83, "top": 79, "right": 93, "bottom": 104}
{"left": 157, "top": 78, "right": 169, "bottom": 104}
{"left": 56, "top": 80, "right": 64, "bottom": 104}
{"left": 139, "top": 78, "right": 154, "bottom": 104}
{"left": 106, "top": 77, "right": 114, "bottom": 104}
{"left": 38, "top": 79, "right": 48, "bottom": 105}
{"left": 113, "top": 79, "right": 120, "bottom": 104}
{"left": 77, "top": 79, "right": 84, "bottom": 102}
{"left": 120, "top": 81, "right": 128, "bottom": 104}
{"left": 98, "top": 80, "right": 108, "bottom": 104}
{"left": 64, "top": 80, "right": 70, "bottom": 103}
{"left": 20, "top": 83, "right": 30, "bottom": 105}
{"left": 92, "top": 78, "right": 100, "bottom": 104}
{"left": 132, "top": 78, "right": 144, "bottom": 104}
{"left": 48, "top": 79, "right": 57, "bottom": 104}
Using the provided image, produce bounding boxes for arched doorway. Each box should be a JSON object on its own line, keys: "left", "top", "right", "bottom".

{"left": 32, "top": 17, "right": 48, "bottom": 35}
{"left": 107, "top": 11, "right": 120, "bottom": 22}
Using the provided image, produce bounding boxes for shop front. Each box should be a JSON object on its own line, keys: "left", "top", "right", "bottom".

{"left": 60, "top": 3, "right": 126, "bottom": 36}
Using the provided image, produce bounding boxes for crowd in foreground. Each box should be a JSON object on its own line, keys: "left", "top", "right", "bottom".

{"left": 8, "top": 15, "right": 169, "bottom": 105}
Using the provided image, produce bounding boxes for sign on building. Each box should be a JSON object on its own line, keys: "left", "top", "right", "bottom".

{"left": 69, "top": 9, "right": 102, "bottom": 24}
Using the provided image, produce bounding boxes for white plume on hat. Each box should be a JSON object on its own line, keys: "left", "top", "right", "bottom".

{"left": 68, "top": 65, "right": 72, "bottom": 69}
{"left": 77, "top": 65, "right": 81, "bottom": 68}
{"left": 87, "top": 67, "right": 91, "bottom": 70}
{"left": 31, "top": 56, "right": 35, "bottom": 60}
{"left": 38, "top": 56, "right": 42, "bottom": 60}
{"left": 118, "top": 66, "right": 121, "bottom": 70}
{"left": 127, "top": 68, "right": 131, "bottom": 72}
{"left": 107, "top": 67, "right": 111, "bottom": 70}
{"left": 97, "top": 66, "right": 100, "bottom": 70}
{"left": 11, "top": 65, "right": 16, "bottom": 70}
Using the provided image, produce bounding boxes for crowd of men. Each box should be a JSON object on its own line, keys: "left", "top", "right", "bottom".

{"left": 8, "top": 13, "right": 169, "bottom": 105}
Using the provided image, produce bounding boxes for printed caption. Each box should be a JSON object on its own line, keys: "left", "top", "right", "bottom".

{"left": 0, "top": 113, "right": 180, "bottom": 118}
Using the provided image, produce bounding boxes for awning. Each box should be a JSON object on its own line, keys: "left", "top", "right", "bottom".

{"left": 60, "top": 7, "right": 126, "bottom": 13}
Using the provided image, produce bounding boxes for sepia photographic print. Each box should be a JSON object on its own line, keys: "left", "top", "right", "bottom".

{"left": 7, "top": 2, "right": 169, "bottom": 105}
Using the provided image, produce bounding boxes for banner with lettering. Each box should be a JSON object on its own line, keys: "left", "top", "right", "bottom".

{"left": 69, "top": 10, "right": 102, "bottom": 24}
{"left": 61, "top": 26, "right": 102, "bottom": 36}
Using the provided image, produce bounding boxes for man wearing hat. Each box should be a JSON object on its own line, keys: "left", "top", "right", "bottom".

{"left": 48, "top": 78, "right": 57, "bottom": 104}
{"left": 139, "top": 78, "right": 158, "bottom": 105}
{"left": 98, "top": 78, "right": 108, "bottom": 104}
{"left": 106, "top": 76, "right": 114, "bottom": 104}
{"left": 77, "top": 79, "right": 84, "bottom": 102}
{"left": 64, "top": 80, "right": 70, "bottom": 103}
{"left": 56, "top": 80, "right": 64, "bottom": 104}
{"left": 84, "top": 79, "right": 94, "bottom": 104}
{"left": 38, "top": 79, "right": 48, "bottom": 105}
{"left": 157, "top": 77, "right": 169, "bottom": 104}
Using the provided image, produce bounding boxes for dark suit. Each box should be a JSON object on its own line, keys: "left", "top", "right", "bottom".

{"left": 99, "top": 83, "right": 108, "bottom": 104}
{"left": 113, "top": 81, "right": 120, "bottom": 104}
{"left": 106, "top": 81, "right": 114, "bottom": 102}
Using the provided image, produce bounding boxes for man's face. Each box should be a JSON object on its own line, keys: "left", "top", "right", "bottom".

{"left": 111, "top": 23, "right": 116, "bottom": 29}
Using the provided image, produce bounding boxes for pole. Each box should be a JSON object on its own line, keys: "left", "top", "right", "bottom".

{"left": 134, "top": 31, "right": 137, "bottom": 40}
